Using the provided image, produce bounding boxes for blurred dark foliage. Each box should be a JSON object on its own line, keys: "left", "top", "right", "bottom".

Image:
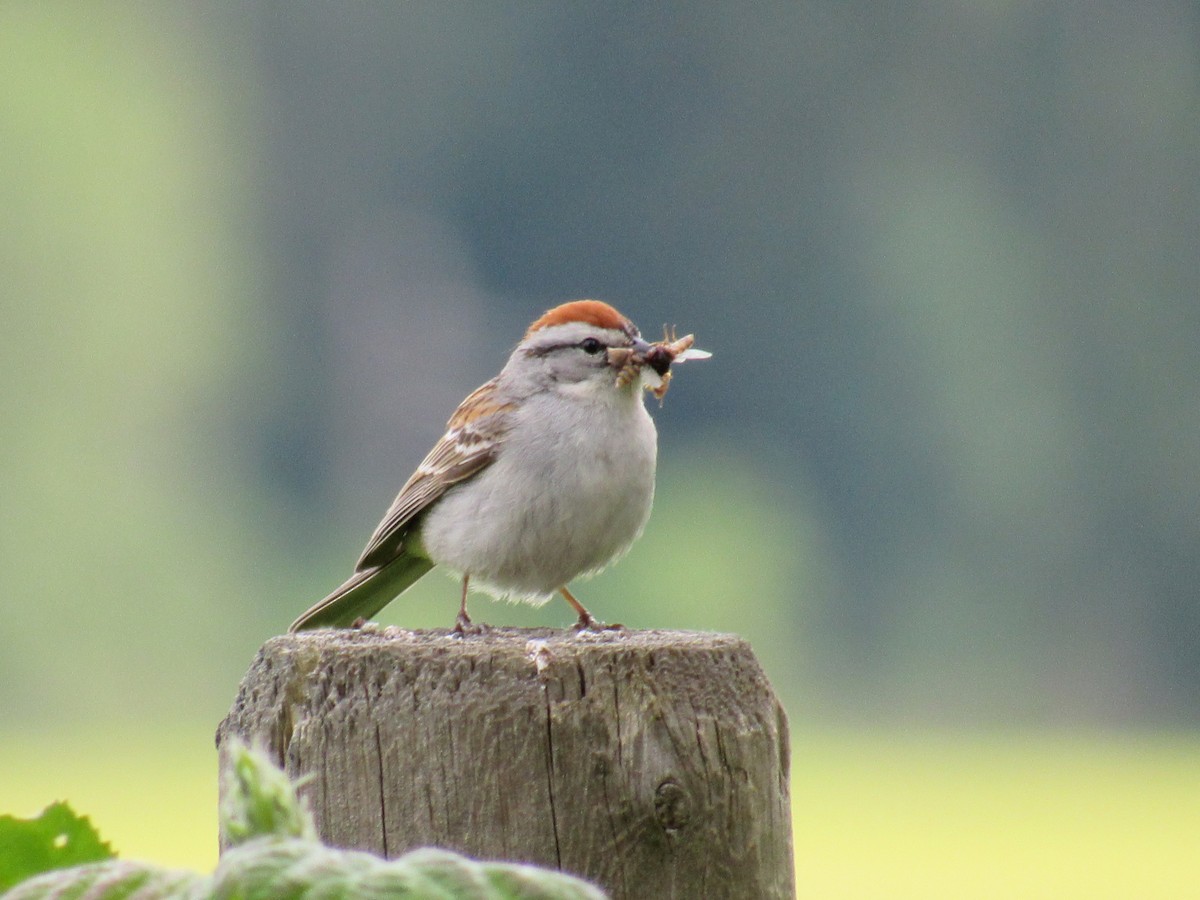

{"left": 2, "top": 1, "right": 1197, "bottom": 727}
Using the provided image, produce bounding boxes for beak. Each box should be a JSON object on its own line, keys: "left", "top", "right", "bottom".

{"left": 633, "top": 336, "right": 673, "bottom": 376}
{"left": 607, "top": 335, "right": 673, "bottom": 392}
{"left": 607, "top": 336, "right": 655, "bottom": 369}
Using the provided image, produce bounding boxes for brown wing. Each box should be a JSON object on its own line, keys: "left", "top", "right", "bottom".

{"left": 355, "top": 378, "right": 515, "bottom": 570}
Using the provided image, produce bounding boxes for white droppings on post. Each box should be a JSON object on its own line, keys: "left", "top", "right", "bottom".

{"left": 525, "top": 638, "right": 551, "bottom": 673}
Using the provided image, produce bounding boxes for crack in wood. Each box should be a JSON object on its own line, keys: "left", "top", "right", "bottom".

{"left": 217, "top": 628, "right": 795, "bottom": 899}
{"left": 374, "top": 723, "right": 388, "bottom": 857}
{"left": 542, "top": 684, "right": 563, "bottom": 870}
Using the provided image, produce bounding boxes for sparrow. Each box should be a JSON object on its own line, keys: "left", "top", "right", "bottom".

{"left": 289, "top": 299, "right": 709, "bottom": 633}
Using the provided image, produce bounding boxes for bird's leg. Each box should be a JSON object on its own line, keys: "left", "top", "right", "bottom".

{"left": 560, "top": 586, "right": 624, "bottom": 632}
{"left": 454, "top": 574, "right": 483, "bottom": 635}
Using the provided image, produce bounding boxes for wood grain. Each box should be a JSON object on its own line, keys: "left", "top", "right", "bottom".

{"left": 217, "top": 627, "right": 794, "bottom": 899}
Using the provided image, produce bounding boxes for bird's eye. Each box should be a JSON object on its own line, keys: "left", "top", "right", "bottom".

{"left": 579, "top": 337, "right": 604, "bottom": 354}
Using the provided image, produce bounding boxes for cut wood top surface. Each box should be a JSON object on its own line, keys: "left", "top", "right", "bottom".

{"left": 218, "top": 626, "right": 795, "bottom": 898}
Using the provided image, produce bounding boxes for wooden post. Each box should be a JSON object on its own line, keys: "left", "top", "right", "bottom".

{"left": 217, "top": 627, "right": 794, "bottom": 899}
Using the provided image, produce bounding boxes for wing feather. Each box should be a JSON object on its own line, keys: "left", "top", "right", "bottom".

{"left": 355, "top": 378, "right": 514, "bottom": 570}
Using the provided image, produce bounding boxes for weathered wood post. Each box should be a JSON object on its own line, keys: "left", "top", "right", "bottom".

{"left": 217, "top": 627, "right": 794, "bottom": 899}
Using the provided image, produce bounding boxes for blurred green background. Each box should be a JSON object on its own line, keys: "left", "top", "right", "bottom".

{"left": 2, "top": 3, "right": 1197, "bottom": 895}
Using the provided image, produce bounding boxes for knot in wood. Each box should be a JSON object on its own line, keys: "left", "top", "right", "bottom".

{"left": 654, "top": 778, "right": 691, "bottom": 832}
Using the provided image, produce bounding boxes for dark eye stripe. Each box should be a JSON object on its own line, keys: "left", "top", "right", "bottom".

{"left": 524, "top": 337, "right": 613, "bottom": 357}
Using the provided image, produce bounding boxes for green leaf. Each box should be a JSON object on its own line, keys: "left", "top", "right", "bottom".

{"left": 212, "top": 742, "right": 607, "bottom": 898}
{"left": 210, "top": 840, "right": 608, "bottom": 900}
{"left": 1, "top": 745, "right": 605, "bottom": 899}
{"left": 219, "top": 742, "right": 316, "bottom": 846}
{"left": 0, "top": 860, "right": 208, "bottom": 900}
{"left": 481, "top": 859, "right": 610, "bottom": 900}
{"left": 0, "top": 802, "right": 114, "bottom": 891}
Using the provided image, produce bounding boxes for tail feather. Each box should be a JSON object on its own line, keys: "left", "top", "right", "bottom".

{"left": 289, "top": 554, "right": 435, "bottom": 632}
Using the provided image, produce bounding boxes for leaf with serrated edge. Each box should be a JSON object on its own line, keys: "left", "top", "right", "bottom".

{"left": 0, "top": 802, "right": 115, "bottom": 891}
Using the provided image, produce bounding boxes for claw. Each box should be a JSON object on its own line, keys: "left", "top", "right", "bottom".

{"left": 453, "top": 610, "right": 485, "bottom": 636}
{"left": 573, "top": 614, "right": 625, "bottom": 633}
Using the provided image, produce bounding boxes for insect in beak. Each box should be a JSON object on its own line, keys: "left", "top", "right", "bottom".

{"left": 610, "top": 328, "right": 712, "bottom": 400}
